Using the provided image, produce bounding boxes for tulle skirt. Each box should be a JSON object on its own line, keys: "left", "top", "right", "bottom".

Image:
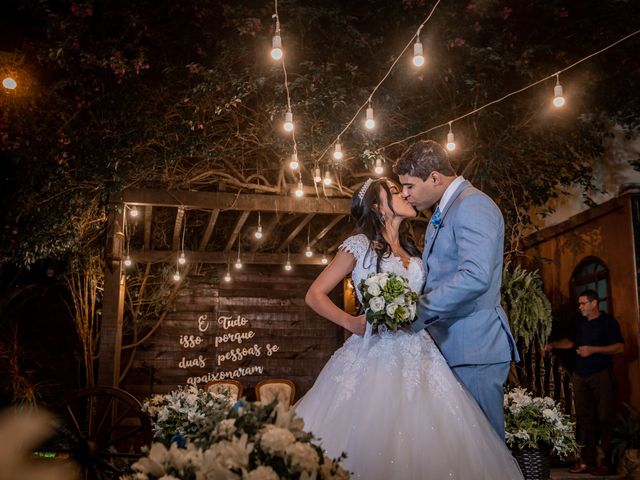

{"left": 294, "top": 325, "right": 523, "bottom": 479}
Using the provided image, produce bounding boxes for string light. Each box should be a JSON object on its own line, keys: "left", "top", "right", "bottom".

{"left": 124, "top": 255, "right": 132, "bottom": 267}
{"left": 271, "top": 9, "right": 283, "bottom": 61}
{"left": 254, "top": 212, "right": 263, "bottom": 239}
{"left": 333, "top": 141, "right": 343, "bottom": 160}
{"left": 2, "top": 77, "right": 17, "bottom": 90}
{"left": 446, "top": 123, "right": 456, "bottom": 151}
{"left": 283, "top": 111, "right": 294, "bottom": 132}
{"left": 305, "top": 245, "right": 313, "bottom": 257}
{"left": 235, "top": 241, "right": 242, "bottom": 269}
{"left": 129, "top": 206, "right": 139, "bottom": 218}
{"left": 295, "top": 181, "right": 304, "bottom": 197}
{"left": 284, "top": 247, "right": 292, "bottom": 271}
{"left": 553, "top": 74, "right": 565, "bottom": 107}
{"left": 313, "top": 168, "right": 322, "bottom": 183}
{"left": 289, "top": 152, "right": 299, "bottom": 170}
{"left": 413, "top": 33, "right": 425, "bottom": 67}
{"left": 365, "top": 102, "right": 375, "bottom": 130}
{"left": 178, "top": 251, "right": 186, "bottom": 265}
{"left": 323, "top": 170, "right": 332, "bottom": 186}
{"left": 224, "top": 264, "right": 232, "bottom": 282}
{"left": 321, "top": 255, "right": 329, "bottom": 265}
{"left": 374, "top": 158, "right": 384, "bottom": 175}
{"left": 173, "top": 270, "right": 181, "bottom": 282}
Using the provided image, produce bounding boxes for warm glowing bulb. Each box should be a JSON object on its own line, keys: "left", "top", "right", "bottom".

{"left": 283, "top": 111, "right": 294, "bottom": 132}
{"left": 271, "top": 35, "right": 283, "bottom": 60}
{"left": 446, "top": 132, "right": 456, "bottom": 151}
{"left": 2, "top": 77, "right": 17, "bottom": 90}
{"left": 255, "top": 225, "right": 263, "bottom": 239}
{"left": 129, "top": 206, "right": 139, "bottom": 218}
{"left": 313, "top": 168, "right": 322, "bottom": 183}
{"left": 289, "top": 153, "right": 299, "bottom": 170}
{"left": 284, "top": 261, "right": 292, "bottom": 271}
{"left": 124, "top": 255, "right": 132, "bottom": 267}
{"left": 295, "top": 181, "right": 304, "bottom": 197}
{"left": 365, "top": 107, "right": 375, "bottom": 130}
{"left": 553, "top": 84, "right": 565, "bottom": 107}
{"left": 321, "top": 255, "right": 328, "bottom": 265}
{"left": 235, "top": 259, "right": 242, "bottom": 269}
{"left": 374, "top": 158, "right": 384, "bottom": 175}
{"left": 333, "top": 142, "right": 343, "bottom": 160}
{"left": 305, "top": 245, "right": 313, "bottom": 257}
{"left": 413, "top": 41, "right": 425, "bottom": 67}
{"left": 323, "top": 171, "right": 332, "bottom": 186}
{"left": 173, "top": 271, "right": 181, "bottom": 282}
{"left": 224, "top": 272, "right": 231, "bottom": 282}
{"left": 178, "top": 252, "right": 186, "bottom": 265}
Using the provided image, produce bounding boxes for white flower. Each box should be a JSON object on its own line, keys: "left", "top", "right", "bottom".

{"left": 364, "top": 276, "right": 379, "bottom": 287}
{"left": 377, "top": 273, "right": 389, "bottom": 288}
{"left": 542, "top": 408, "right": 559, "bottom": 422}
{"left": 259, "top": 425, "right": 296, "bottom": 456}
{"left": 285, "top": 441, "right": 320, "bottom": 473}
{"left": 367, "top": 284, "right": 381, "bottom": 296}
{"left": 247, "top": 466, "right": 280, "bottom": 480}
{"left": 385, "top": 303, "right": 398, "bottom": 316}
{"left": 369, "top": 296, "right": 385, "bottom": 312}
{"left": 215, "top": 419, "right": 237, "bottom": 438}
{"left": 392, "top": 295, "right": 405, "bottom": 306}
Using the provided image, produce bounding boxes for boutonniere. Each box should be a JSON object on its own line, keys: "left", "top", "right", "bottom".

{"left": 430, "top": 209, "right": 442, "bottom": 229}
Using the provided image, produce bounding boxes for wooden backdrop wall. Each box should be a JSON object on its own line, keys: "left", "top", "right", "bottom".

{"left": 121, "top": 265, "right": 346, "bottom": 402}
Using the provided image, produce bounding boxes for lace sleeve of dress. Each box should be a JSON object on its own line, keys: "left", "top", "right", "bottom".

{"left": 338, "top": 234, "right": 370, "bottom": 262}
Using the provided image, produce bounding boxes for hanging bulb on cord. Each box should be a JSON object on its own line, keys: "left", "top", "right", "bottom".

{"left": 178, "top": 252, "right": 186, "bottom": 265}
{"left": 305, "top": 245, "right": 313, "bottom": 257}
{"left": 289, "top": 153, "right": 299, "bottom": 170}
{"left": 321, "top": 255, "right": 328, "bottom": 265}
{"left": 413, "top": 40, "right": 425, "bottom": 67}
{"left": 553, "top": 74, "right": 565, "bottom": 107}
{"left": 255, "top": 225, "right": 263, "bottom": 239}
{"left": 323, "top": 171, "right": 332, "bottom": 186}
{"left": 295, "top": 181, "right": 304, "bottom": 197}
{"left": 446, "top": 123, "right": 456, "bottom": 151}
{"left": 124, "top": 255, "right": 132, "bottom": 267}
{"left": 333, "top": 142, "right": 343, "bottom": 160}
{"left": 129, "top": 206, "right": 139, "bottom": 218}
{"left": 283, "top": 111, "right": 294, "bottom": 132}
{"left": 374, "top": 158, "right": 384, "bottom": 175}
{"left": 365, "top": 104, "right": 375, "bottom": 130}
{"left": 313, "top": 168, "right": 322, "bottom": 183}
{"left": 173, "top": 271, "right": 181, "bottom": 282}
{"left": 271, "top": 32, "right": 283, "bottom": 60}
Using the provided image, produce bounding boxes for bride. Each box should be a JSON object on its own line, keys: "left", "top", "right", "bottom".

{"left": 294, "top": 178, "right": 523, "bottom": 479}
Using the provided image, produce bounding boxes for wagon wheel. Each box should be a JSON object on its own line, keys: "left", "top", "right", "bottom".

{"left": 45, "top": 386, "right": 152, "bottom": 480}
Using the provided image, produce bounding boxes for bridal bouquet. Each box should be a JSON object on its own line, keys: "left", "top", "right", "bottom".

{"left": 359, "top": 272, "right": 418, "bottom": 331}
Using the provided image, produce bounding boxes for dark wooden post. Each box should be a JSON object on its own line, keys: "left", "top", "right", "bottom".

{"left": 99, "top": 199, "right": 126, "bottom": 387}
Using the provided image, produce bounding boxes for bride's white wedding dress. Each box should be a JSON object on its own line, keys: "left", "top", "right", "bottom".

{"left": 295, "top": 234, "right": 523, "bottom": 479}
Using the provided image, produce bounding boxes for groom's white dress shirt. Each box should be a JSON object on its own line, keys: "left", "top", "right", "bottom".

{"left": 437, "top": 175, "right": 465, "bottom": 212}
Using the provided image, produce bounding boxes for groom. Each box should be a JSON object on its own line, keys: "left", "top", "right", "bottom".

{"left": 394, "top": 140, "right": 519, "bottom": 439}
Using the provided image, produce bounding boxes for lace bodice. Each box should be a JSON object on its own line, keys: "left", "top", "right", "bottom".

{"left": 339, "top": 234, "right": 425, "bottom": 301}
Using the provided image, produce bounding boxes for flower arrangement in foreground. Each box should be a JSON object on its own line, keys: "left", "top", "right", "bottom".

{"left": 359, "top": 272, "right": 418, "bottom": 331}
{"left": 124, "top": 395, "right": 350, "bottom": 480}
{"left": 504, "top": 387, "right": 579, "bottom": 459}
{"left": 141, "top": 385, "right": 233, "bottom": 447}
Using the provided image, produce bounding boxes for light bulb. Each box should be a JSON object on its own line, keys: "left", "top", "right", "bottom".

{"left": 283, "top": 111, "right": 294, "bottom": 132}
{"left": 289, "top": 153, "right": 299, "bottom": 170}
{"left": 255, "top": 225, "right": 263, "bottom": 239}
{"left": 173, "top": 271, "right": 181, "bottom": 282}
{"left": 2, "top": 77, "right": 17, "bottom": 90}
{"left": 305, "top": 245, "right": 313, "bottom": 257}
{"left": 178, "top": 252, "right": 186, "bottom": 265}
{"left": 553, "top": 84, "right": 565, "bottom": 107}
{"left": 129, "top": 206, "right": 139, "bottom": 218}
{"left": 224, "top": 272, "right": 231, "bottom": 282}
{"left": 446, "top": 132, "right": 456, "bottom": 151}
{"left": 365, "top": 107, "right": 375, "bottom": 130}
{"left": 321, "top": 255, "right": 328, "bottom": 265}
{"left": 235, "top": 258, "right": 242, "bottom": 269}
{"left": 374, "top": 158, "right": 384, "bottom": 175}
{"left": 295, "top": 181, "right": 304, "bottom": 197}
{"left": 313, "top": 168, "right": 322, "bottom": 183}
{"left": 413, "top": 41, "right": 425, "bottom": 67}
{"left": 323, "top": 171, "right": 332, "bottom": 186}
{"left": 271, "top": 34, "right": 283, "bottom": 60}
{"left": 333, "top": 142, "right": 343, "bottom": 160}
{"left": 124, "top": 255, "right": 132, "bottom": 267}
{"left": 284, "top": 260, "right": 292, "bottom": 271}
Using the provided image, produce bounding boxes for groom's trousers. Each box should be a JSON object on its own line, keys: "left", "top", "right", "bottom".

{"left": 452, "top": 361, "right": 511, "bottom": 440}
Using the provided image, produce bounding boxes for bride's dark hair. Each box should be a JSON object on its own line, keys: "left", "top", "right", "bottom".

{"left": 350, "top": 178, "right": 421, "bottom": 273}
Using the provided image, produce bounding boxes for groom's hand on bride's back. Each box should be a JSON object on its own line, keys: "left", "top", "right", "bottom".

{"left": 345, "top": 314, "right": 367, "bottom": 336}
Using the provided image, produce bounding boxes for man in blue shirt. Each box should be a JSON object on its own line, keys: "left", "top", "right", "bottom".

{"left": 545, "top": 289, "right": 624, "bottom": 475}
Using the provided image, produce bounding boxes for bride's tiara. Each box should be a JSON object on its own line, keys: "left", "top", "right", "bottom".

{"left": 357, "top": 178, "right": 373, "bottom": 203}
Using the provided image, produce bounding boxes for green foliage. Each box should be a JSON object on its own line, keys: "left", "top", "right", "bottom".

{"left": 502, "top": 262, "right": 552, "bottom": 349}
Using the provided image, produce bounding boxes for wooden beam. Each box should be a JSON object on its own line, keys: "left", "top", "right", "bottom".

{"left": 143, "top": 206, "right": 153, "bottom": 250}
{"left": 199, "top": 209, "right": 220, "bottom": 251}
{"left": 130, "top": 250, "right": 329, "bottom": 265}
{"left": 277, "top": 214, "right": 315, "bottom": 252}
{"left": 309, "top": 215, "right": 346, "bottom": 248}
{"left": 113, "top": 189, "right": 351, "bottom": 215}
{"left": 224, "top": 211, "right": 250, "bottom": 253}
{"left": 171, "top": 207, "right": 185, "bottom": 251}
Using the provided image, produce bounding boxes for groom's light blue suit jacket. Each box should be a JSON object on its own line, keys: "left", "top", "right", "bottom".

{"left": 412, "top": 180, "right": 520, "bottom": 366}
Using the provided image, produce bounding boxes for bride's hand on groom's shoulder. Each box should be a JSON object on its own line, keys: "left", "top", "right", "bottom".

{"left": 345, "top": 314, "right": 366, "bottom": 336}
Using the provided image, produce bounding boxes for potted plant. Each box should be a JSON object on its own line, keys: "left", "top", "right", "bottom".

{"left": 504, "top": 387, "right": 579, "bottom": 480}
{"left": 611, "top": 403, "right": 640, "bottom": 479}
